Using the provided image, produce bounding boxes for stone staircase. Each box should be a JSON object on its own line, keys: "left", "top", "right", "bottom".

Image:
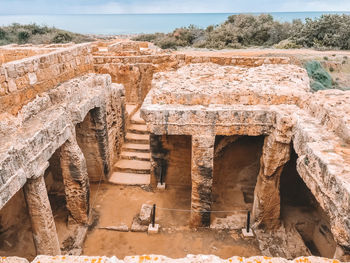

{"left": 109, "top": 110, "right": 151, "bottom": 185}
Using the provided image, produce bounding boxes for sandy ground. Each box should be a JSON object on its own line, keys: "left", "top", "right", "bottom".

{"left": 83, "top": 183, "right": 261, "bottom": 259}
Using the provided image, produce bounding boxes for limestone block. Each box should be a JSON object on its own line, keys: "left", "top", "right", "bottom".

{"left": 147, "top": 223, "right": 159, "bottom": 234}
{"left": 8, "top": 79, "right": 17, "bottom": 92}
{"left": 131, "top": 217, "right": 148, "bottom": 232}
{"left": 139, "top": 204, "right": 152, "bottom": 225}
{"left": 99, "top": 224, "right": 129, "bottom": 232}
{"left": 242, "top": 228, "right": 255, "bottom": 237}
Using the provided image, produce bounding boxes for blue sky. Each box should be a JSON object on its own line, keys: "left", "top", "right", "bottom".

{"left": 1, "top": 0, "right": 350, "bottom": 14}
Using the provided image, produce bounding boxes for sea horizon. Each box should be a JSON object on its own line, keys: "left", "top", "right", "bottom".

{"left": 0, "top": 11, "right": 349, "bottom": 35}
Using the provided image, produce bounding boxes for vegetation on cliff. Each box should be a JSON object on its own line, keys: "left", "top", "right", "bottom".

{"left": 133, "top": 14, "right": 350, "bottom": 50}
{"left": 305, "top": 61, "right": 333, "bottom": 91}
{"left": 0, "top": 23, "right": 93, "bottom": 45}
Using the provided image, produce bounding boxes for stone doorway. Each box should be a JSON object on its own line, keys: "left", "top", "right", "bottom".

{"left": 280, "top": 147, "right": 337, "bottom": 258}
{"left": 211, "top": 136, "right": 264, "bottom": 229}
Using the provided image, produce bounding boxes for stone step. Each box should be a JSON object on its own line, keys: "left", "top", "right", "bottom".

{"left": 125, "top": 104, "right": 138, "bottom": 118}
{"left": 122, "top": 143, "right": 150, "bottom": 153}
{"left": 125, "top": 133, "right": 149, "bottom": 144}
{"left": 114, "top": 159, "right": 151, "bottom": 174}
{"left": 109, "top": 172, "right": 150, "bottom": 185}
{"left": 128, "top": 124, "right": 148, "bottom": 134}
{"left": 131, "top": 111, "right": 145, "bottom": 125}
{"left": 120, "top": 151, "right": 151, "bottom": 161}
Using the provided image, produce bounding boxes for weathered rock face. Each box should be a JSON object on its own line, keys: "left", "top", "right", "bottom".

{"left": 94, "top": 63, "right": 153, "bottom": 104}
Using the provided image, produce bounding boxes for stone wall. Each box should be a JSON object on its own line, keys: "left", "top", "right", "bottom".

{"left": 0, "top": 73, "right": 125, "bottom": 210}
{"left": 0, "top": 44, "right": 93, "bottom": 115}
{"left": 0, "top": 47, "right": 55, "bottom": 64}
{"left": 183, "top": 55, "right": 291, "bottom": 67}
{"left": 94, "top": 63, "right": 153, "bottom": 104}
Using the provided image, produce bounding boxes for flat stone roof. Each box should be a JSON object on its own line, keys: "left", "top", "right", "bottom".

{"left": 151, "top": 63, "right": 310, "bottom": 106}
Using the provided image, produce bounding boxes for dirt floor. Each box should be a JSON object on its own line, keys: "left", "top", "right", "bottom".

{"left": 83, "top": 183, "right": 261, "bottom": 259}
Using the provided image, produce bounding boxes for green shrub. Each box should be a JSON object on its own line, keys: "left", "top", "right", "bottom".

{"left": 132, "top": 14, "right": 350, "bottom": 50}
{"left": 157, "top": 36, "right": 178, "bottom": 49}
{"left": 305, "top": 61, "right": 333, "bottom": 91}
{"left": 292, "top": 15, "right": 350, "bottom": 49}
{"left": 310, "top": 81, "right": 327, "bottom": 91}
{"left": 133, "top": 33, "right": 159, "bottom": 42}
{"left": 28, "top": 24, "right": 49, "bottom": 35}
{"left": 52, "top": 32, "right": 73, "bottom": 43}
{"left": 0, "top": 24, "right": 94, "bottom": 46}
{"left": 17, "top": 30, "right": 30, "bottom": 43}
{"left": 274, "top": 39, "right": 302, "bottom": 49}
{"left": 0, "top": 28, "right": 6, "bottom": 40}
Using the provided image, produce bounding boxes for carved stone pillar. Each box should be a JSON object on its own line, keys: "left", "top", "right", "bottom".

{"left": 24, "top": 174, "right": 61, "bottom": 255}
{"left": 190, "top": 134, "right": 215, "bottom": 228}
{"left": 252, "top": 130, "right": 291, "bottom": 229}
{"left": 60, "top": 134, "right": 90, "bottom": 225}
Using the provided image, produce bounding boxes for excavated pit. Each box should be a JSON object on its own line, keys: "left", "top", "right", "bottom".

{"left": 0, "top": 40, "right": 350, "bottom": 263}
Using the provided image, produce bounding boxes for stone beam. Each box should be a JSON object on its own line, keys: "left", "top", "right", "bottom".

{"left": 252, "top": 132, "right": 291, "bottom": 229}
{"left": 190, "top": 134, "right": 215, "bottom": 228}
{"left": 60, "top": 134, "right": 90, "bottom": 225}
{"left": 23, "top": 173, "right": 61, "bottom": 255}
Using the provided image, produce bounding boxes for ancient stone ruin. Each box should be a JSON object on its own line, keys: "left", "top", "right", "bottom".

{"left": 0, "top": 40, "right": 349, "bottom": 263}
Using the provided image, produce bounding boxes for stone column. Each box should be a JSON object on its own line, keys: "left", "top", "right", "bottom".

{"left": 24, "top": 175, "right": 61, "bottom": 255}
{"left": 60, "top": 134, "right": 90, "bottom": 225}
{"left": 190, "top": 134, "right": 215, "bottom": 228}
{"left": 252, "top": 132, "right": 291, "bottom": 229}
